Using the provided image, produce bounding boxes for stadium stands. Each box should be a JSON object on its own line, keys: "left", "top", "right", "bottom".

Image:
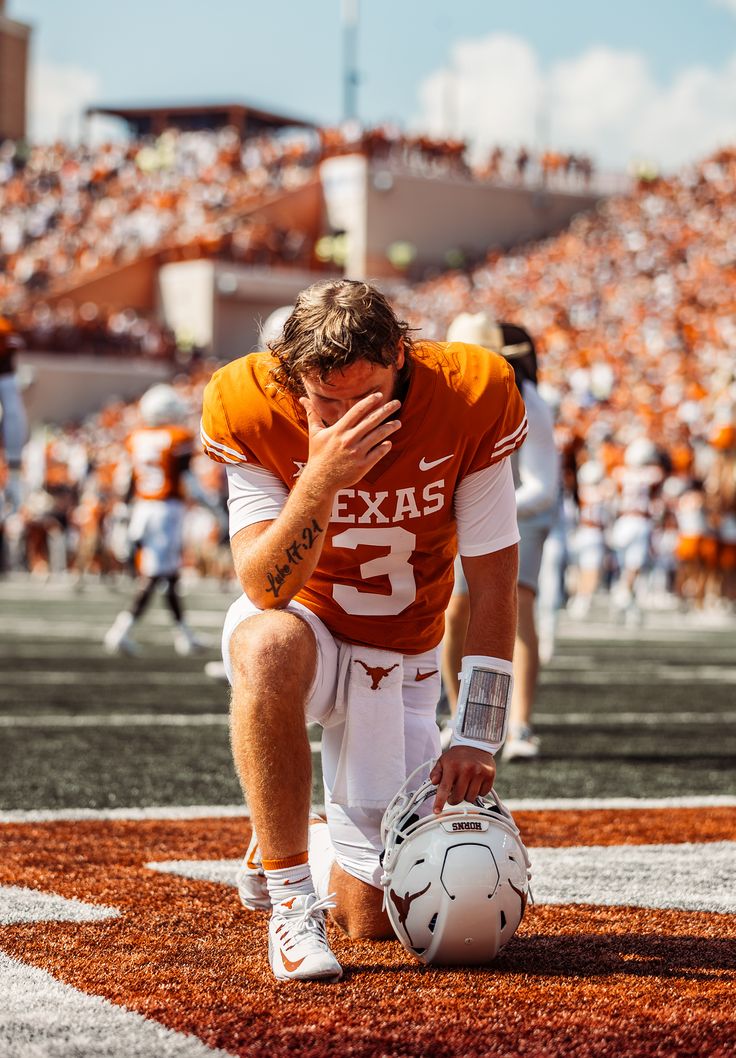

{"left": 0, "top": 125, "right": 734, "bottom": 615}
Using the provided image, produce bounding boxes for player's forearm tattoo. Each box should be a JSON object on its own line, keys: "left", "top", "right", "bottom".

{"left": 265, "top": 518, "right": 323, "bottom": 598}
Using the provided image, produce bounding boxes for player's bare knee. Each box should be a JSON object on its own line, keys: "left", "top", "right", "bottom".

{"left": 329, "top": 867, "right": 395, "bottom": 941}
{"left": 229, "top": 610, "right": 316, "bottom": 690}
{"left": 332, "top": 904, "right": 395, "bottom": 941}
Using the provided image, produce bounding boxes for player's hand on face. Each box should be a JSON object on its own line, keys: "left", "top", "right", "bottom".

{"left": 299, "top": 391, "right": 402, "bottom": 489}
{"left": 429, "top": 746, "right": 496, "bottom": 814}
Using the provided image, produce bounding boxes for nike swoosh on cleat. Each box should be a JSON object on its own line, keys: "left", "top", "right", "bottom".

{"left": 280, "top": 949, "right": 307, "bottom": 973}
{"left": 419, "top": 454, "right": 454, "bottom": 471}
{"left": 415, "top": 669, "right": 439, "bottom": 681}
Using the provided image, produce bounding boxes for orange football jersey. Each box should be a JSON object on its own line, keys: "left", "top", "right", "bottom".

{"left": 127, "top": 425, "right": 194, "bottom": 502}
{"left": 201, "top": 341, "right": 527, "bottom": 653}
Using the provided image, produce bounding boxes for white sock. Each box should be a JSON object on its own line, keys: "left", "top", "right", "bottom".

{"left": 308, "top": 818, "right": 337, "bottom": 901}
{"left": 263, "top": 856, "right": 315, "bottom": 907}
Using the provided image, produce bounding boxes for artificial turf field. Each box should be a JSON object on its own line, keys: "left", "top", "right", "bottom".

{"left": 1, "top": 575, "right": 734, "bottom": 1058}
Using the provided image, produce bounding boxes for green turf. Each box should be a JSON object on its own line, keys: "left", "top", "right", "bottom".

{"left": 1, "top": 578, "right": 734, "bottom": 809}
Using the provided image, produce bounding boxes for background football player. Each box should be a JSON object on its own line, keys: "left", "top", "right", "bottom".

{"left": 441, "top": 313, "right": 560, "bottom": 762}
{"left": 104, "top": 383, "right": 208, "bottom": 657}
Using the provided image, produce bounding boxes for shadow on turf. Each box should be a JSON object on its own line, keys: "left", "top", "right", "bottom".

{"left": 337, "top": 934, "right": 734, "bottom": 981}
{"left": 494, "top": 933, "right": 735, "bottom": 979}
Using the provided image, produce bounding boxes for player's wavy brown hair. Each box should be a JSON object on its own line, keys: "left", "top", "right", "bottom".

{"left": 269, "top": 280, "right": 414, "bottom": 395}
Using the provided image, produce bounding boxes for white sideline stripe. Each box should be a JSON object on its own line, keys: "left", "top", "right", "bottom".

{"left": 533, "top": 710, "right": 736, "bottom": 725}
{"left": 541, "top": 668, "right": 736, "bottom": 685}
{"left": 148, "top": 860, "right": 241, "bottom": 887}
{"left": 0, "top": 612, "right": 224, "bottom": 635}
{"left": 0, "top": 714, "right": 231, "bottom": 728}
{"left": 0, "top": 885, "right": 118, "bottom": 924}
{"left": 529, "top": 841, "right": 736, "bottom": 914}
{"left": 2, "top": 796, "right": 735, "bottom": 824}
{"left": 0, "top": 711, "right": 732, "bottom": 731}
{"left": 0, "top": 805, "right": 254, "bottom": 823}
{"left": 0, "top": 952, "right": 237, "bottom": 1058}
{"left": 505, "top": 796, "right": 736, "bottom": 810}
{"left": 1, "top": 673, "right": 222, "bottom": 687}
{"left": 148, "top": 843, "right": 736, "bottom": 915}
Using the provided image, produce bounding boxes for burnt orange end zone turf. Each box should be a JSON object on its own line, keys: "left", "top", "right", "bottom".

{"left": 0, "top": 810, "right": 734, "bottom": 1058}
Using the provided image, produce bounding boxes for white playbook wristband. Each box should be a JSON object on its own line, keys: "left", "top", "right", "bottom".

{"left": 449, "top": 654, "right": 514, "bottom": 756}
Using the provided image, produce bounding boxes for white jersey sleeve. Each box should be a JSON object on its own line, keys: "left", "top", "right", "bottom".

{"left": 455, "top": 457, "right": 520, "bottom": 556}
{"left": 514, "top": 380, "right": 560, "bottom": 518}
{"left": 226, "top": 463, "right": 288, "bottom": 539}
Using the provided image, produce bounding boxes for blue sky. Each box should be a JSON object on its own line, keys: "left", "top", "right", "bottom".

{"left": 9, "top": 0, "right": 736, "bottom": 171}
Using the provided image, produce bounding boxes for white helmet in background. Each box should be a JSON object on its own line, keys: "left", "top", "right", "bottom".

{"left": 624, "top": 436, "right": 659, "bottom": 468}
{"left": 380, "top": 763, "right": 531, "bottom": 966}
{"left": 139, "top": 384, "right": 188, "bottom": 427}
{"left": 259, "top": 305, "right": 294, "bottom": 347}
{"left": 446, "top": 311, "right": 504, "bottom": 351}
{"left": 578, "top": 459, "right": 605, "bottom": 486}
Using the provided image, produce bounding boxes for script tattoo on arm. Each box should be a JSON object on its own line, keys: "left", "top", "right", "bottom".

{"left": 264, "top": 518, "right": 324, "bottom": 599}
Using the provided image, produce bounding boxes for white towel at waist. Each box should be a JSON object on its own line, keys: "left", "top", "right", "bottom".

{"left": 329, "top": 643, "right": 406, "bottom": 810}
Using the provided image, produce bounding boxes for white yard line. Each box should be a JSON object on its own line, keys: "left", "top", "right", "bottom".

{"left": 0, "top": 672, "right": 221, "bottom": 686}
{"left": 1, "top": 710, "right": 733, "bottom": 729}
{"left": 2, "top": 795, "right": 735, "bottom": 825}
{"left": 533, "top": 710, "right": 736, "bottom": 724}
{"left": 0, "top": 713, "right": 230, "bottom": 727}
{"left": 148, "top": 842, "right": 736, "bottom": 915}
{"left": 541, "top": 667, "right": 736, "bottom": 684}
{"left": 0, "top": 952, "right": 237, "bottom": 1058}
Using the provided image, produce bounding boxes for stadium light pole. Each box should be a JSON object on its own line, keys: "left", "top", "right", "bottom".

{"left": 342, "top": 0, "right": 360, "bottom": 123}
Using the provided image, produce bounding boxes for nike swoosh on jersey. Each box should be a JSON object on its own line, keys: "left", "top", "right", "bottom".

{"left": 415, "top": 669, "right": 439, "bottom": 681}
{"left": 419, "top": 454, "right": 454, "bottom": 471}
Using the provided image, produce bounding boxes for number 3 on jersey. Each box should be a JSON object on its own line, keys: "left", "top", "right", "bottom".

{"left": 331, "top": 527, "right": 417, "bottom": 616}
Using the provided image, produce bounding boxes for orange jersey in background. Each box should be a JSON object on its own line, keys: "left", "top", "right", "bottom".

{"left": 201, "top": 341, "right": 527, "bottom": 654}
{"left": 126, "top": 425, "right": 193, "bottom": 501}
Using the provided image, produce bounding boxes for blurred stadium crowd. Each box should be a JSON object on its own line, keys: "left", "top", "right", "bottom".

{"left": 0, "top": 125, "right": 594, "bottom": 353}
{"left": 0, "top": 124, "right": 734, "bottom": 627}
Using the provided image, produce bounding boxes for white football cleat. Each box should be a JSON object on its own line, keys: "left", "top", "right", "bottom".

{"left": 204, "top": 660, "right": 228, "bottom": 681}
{"left": 268, "top": 893, "right": 342, "bottom": 982}
{"left": 237, "top": 860, "right": 270, "bottom": 912}
{"left": 173, "top": 624, "right": 208, "bottom": 656}
{"left": 104, "top": 612, "right": 139, "bottom": 656}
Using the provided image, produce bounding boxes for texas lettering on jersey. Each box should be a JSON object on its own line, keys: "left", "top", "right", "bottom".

{"left": 200, "top": 341, "right": 527, "bottom": 653}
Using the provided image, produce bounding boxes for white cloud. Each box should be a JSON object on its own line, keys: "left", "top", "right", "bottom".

{"left": 28, "top": 59, "right": 101, "bottom": 143}
{"left": 413, "top": 34, "right": 736, "bottom": 172}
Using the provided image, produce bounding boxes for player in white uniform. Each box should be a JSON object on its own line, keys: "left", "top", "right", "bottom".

{"left": 568, "top": 459, "right": 613, "bottom": 618}
{"left": 609, "top": 437, "right": 664, "bottom": 623}
{"left": 440, "top": 313, "right": 559, "bottom": 761}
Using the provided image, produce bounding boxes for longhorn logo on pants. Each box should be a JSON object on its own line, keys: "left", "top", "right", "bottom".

{"left": 354, "top": 659, "right": 399, "bottom": 690}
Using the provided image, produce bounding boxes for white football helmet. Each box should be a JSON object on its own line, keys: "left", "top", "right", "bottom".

{"left": 624, "top": 436, "right": 658, "bottom": 468}
{"left": 139, "top": 384, "right": 188, "bottom": 427}
{"left": 578, "top": 459, "right": 605, "bottom": 486}
{"left": 380, "top": 763, "right": 531, "bottom": 966}
{"left": 259, "top": 304, "right": 294, "bottom": 346}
